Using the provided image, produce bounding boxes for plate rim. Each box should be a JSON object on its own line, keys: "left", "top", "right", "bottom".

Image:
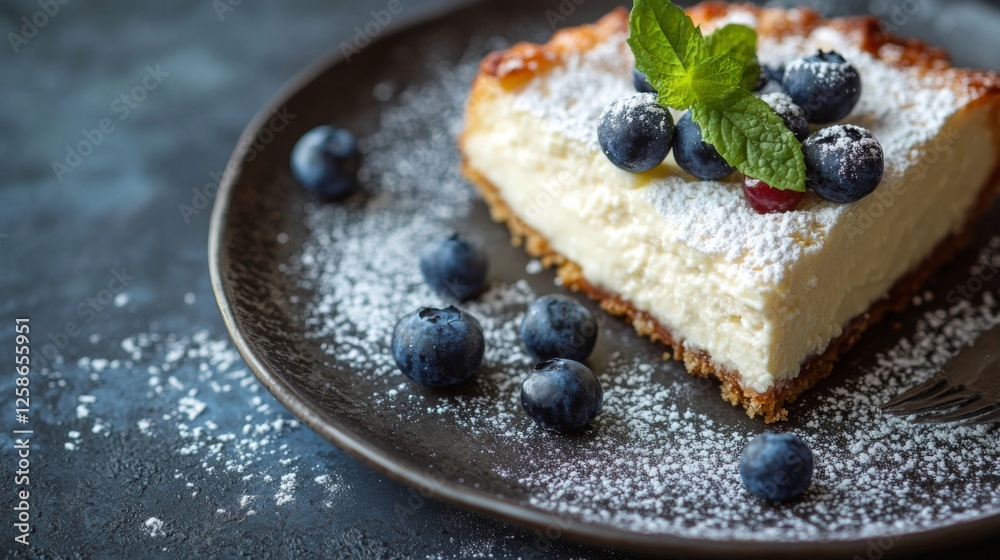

{"left": 208, "top": 0, "right": 1000, "bottom": 556}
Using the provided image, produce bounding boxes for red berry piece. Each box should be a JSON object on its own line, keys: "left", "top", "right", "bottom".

{"left": 742, "top": 176, "right": 805, "bottom": 214}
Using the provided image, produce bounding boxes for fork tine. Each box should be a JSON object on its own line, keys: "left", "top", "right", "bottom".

{"left": 882, "top": 325, "right": 1000, "bottom": 424}
{"left": 879, "top": 378, "right": 949, "bottom": 412}
{"left": 879, "top": 376, "right": 948, "bottom": 410}
{"left": 969, "top": 408, "right": 1000, "bottom": 425}
{"left": 887, "top": 387, "right": 980, "bottom": 416}
{"left": 912, "top": 401, "right": 999, "bottom": 425}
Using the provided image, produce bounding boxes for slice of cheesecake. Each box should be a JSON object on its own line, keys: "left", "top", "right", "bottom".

{"left": 459, "top": 2, "right": 1000, "bottom": 421}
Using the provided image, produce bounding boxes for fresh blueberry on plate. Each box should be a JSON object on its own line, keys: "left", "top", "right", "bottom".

{"left": 392, "top": 306, "right": 484, "bottom": 387}
{"left": 520, "top": 294, "right": 598, "bottom": 362}
{"left": 673, "top": 112, "right": 736, "bottom": 181}
{"left": 739, "top": 432, "right": 814, "bottom": 501}
{"left": 291, "top": 125, "right": 363, "bottom": 200}
{"left": 598, "top": 93, "right": 674, "bottom": 173}
{"left": 760, "top": 92, "right": 810, "bottom": 142}
{"left": 783, "top": 50, "right": 862, "bottom": 124}
{"left": 803, "top": 124, "right": 884, "bottom": 203}
{"left": 419, "top": 234, "right": 488, "bottom": 301}
{"left": 520, "top": 358, "right": 603, "bottom": 431}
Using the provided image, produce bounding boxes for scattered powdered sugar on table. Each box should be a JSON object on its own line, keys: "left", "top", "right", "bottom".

{"left": 290, "top": 42, "right": 1000, "bottom": 542}
{"left": 275, "top": 472, "right": 298, "bottom": 506}
{"left": 142, "top": 517, "right": 166, "bottom": 538}
{"left": 49, "top": 327, "right": 355, "bottom": 518}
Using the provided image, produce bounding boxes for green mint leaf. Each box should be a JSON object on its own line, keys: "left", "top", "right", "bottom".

{"left": 627, "top": 0, "right": 806, "bottom": 193}
{"left": 627, "top": 0, "right": 707, "bottom": 106}
{"left": 655, "top": 74, "right": 696, "bottom": 110}
{"left": 691, "top": 89, "right": 806, "bottom": 192}
{"left": 690, "top": 55, "right": 743, "bottom": 103}
{"left": 705, "top": 24, "right": 761, "bottom": 90}
{"left": 644, "top": 0, "right": 706, "bottom": 70}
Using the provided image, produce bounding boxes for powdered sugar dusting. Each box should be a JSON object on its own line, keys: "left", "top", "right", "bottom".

{"left": 811, "top": 124, "right": 884, "bottom": 166}
{"left": 784, "top": 54, "right": 857, "bottom": 96}
{"left": 509, "top": 14, "right": 973, "bottom": 285}
{"left": 599, "top": 92, "right": 670, "bottom": 131}
{"left": 511, "top": 283, "right": 1000, "bottom": 539}
{"left": 511, "top": 32, "right": 634, "bottom": 153}
{"left": 287, "top": 42, "right": 1000, "bottom": 542}
{"left": 49, "top": 327, "right": 357, "bottom": 519}
{"left": 142, "top": 517, "right": 166, "bottom": 538}
{"left": 275, "top": 472, "right": 298, "bottom": 506}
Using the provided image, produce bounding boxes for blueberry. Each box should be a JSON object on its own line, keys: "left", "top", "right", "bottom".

{"left": 419, "top": 234, "right": 488, "bottom": 301}
{"left": 598, "top": 93, "right": 674, "bottom": 173}
{"left": 520, "top": 359, "right": 603, "bottom": 431}
{"left": 760, "top": 92, "right": 810, "bottom": 142}
{"left": 520, "top": 295, "right": 598, "bottom": 362}
{"left": 673, "top": 112, "right": 735, "bottom": 181}
{"left": 755, "top": 63, "right": 786, "bottom": 94}
{"left": 803, "top": 124, "right": 884, "bottom": 203}
{"left": 764, "top": 62, "right": 786, "bottom": 84}
{"left": 391, "top": 306, "right": 484, "bottom": 387}
{"left": 783, "top": 50, "right": 862, "bottom": 124}
{"left": 632, "top": 68, "right": 657, "bottom": 93}
{"left": 739, "top": 432, "right": 814, "bottom": 501}
{"left": 291, "top": 125, "right": 362, "bottom": 200}
{"left": 753, "top": 65, "right": 769, "bottom": 92}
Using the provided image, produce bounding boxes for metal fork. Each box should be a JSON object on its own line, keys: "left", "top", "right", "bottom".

{"left": 880, "top": 324, "right": 1000, "bottom": 425}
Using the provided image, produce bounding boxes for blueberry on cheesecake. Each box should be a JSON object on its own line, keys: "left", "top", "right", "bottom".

{"left": 459, "top": 1, "right": 1000, "bottom": 420}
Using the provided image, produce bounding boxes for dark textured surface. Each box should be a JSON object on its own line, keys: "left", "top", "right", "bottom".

{"left": 2, "top": 0, "right": 1000, "bottom": 558}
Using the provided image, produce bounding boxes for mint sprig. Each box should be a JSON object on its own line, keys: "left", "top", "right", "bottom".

{"left": 705, "top": 24, "right": 761, "bottom": 90}
{"left": 627, "top": 0, "right": 805, "bottom": 192}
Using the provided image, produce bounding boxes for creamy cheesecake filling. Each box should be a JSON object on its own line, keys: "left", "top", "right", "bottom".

{"left": 464, "top": 98, "right": 994, "bottom": 392}
{"left": 461, "top": 13, "right": 998, "bottom": 393}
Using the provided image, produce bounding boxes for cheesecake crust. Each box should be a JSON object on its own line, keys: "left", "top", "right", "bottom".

{"left": 461, "top": 2, "right": 1000, "bottom": 421}
{"left": 464, "top": 160, "right": 1000, "bottom": 422}
{"left": 479, "top": 4, "right": 1000, "bottom": 98}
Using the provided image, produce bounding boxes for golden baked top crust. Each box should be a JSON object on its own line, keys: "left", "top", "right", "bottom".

{"left": 478, "top": 2, "right": 1000, "bottom": 100}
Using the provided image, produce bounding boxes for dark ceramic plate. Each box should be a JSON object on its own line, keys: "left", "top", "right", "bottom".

{"left": 209, "top": 0, "right": 1000, "bottom": 556}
